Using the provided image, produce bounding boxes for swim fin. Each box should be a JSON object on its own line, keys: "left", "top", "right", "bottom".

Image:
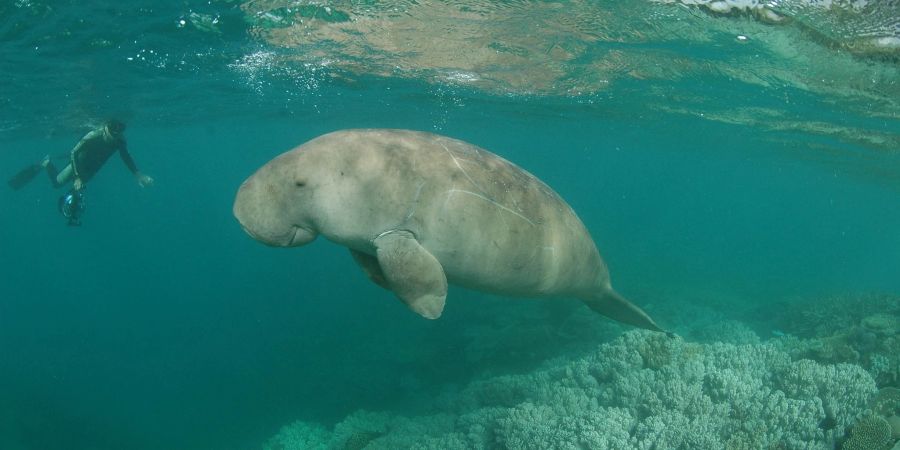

{"left": 7, "top": 163, "right": 42, "bottom": 190}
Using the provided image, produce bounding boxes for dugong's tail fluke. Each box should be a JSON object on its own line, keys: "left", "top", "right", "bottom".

{"left": 582, "top": 289, "right": 667, "bottom": 334}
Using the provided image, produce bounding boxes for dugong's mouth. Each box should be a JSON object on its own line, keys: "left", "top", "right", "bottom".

{"left": 287, "top": 226, "right": 307, "bottom": 246}
{"left": 240, "top": 223, "right": 313, "bottom": 248}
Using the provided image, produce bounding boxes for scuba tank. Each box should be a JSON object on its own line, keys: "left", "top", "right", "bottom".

{"left": 58, "top": 188, "right": 86, "bottom": 226}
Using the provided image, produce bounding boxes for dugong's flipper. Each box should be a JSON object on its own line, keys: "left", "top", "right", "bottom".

{"left": 582, "top": 289, "right": 667, "bottom": 334}
{"left": 374, "top": 231, "right": 448, "bottom": 319}
{"left": 350, "top": 249, "right": 391, "bottom": 290}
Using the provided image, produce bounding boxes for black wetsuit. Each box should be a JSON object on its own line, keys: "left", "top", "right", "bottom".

{"left": 46, "top": 129, "right": 138, "bottom": 188}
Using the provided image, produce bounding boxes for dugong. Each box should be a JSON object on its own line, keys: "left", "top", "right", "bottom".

{"left": 233, "top": 129, "right": 665, "bottom": 333}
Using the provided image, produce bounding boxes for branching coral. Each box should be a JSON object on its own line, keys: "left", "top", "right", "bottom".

{"left": 261, "top": 420, "right": 329, "bottom": 450}
{"left": 772, "top": 293, "right": 900, "bottom": 388}
{"left": 872, "top": 388, "right": 900, "bottom": 417}
{"left": 263, "top": 330, "right": 877, "bottom": 449}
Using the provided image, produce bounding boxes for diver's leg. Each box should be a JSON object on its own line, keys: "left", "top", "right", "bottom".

{"left": 46, "top": 163, "right": 73, "bottom": 188}
{"left": 56, "top": 165, "right": 74, "bottom": 186}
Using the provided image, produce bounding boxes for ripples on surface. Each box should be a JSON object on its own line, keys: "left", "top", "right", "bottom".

{"left": 240, "top": 0, "right": 898, "bottom": 151}
{"left": 1, "top": 0, "right": 897, "bottom": 156}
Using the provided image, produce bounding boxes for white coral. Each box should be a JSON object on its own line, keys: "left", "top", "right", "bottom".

{"left": 261, "top": 420, "right": 330, "bottom": 450}
{"left": 262, "top": 331, "right": 877, "bottom": 449}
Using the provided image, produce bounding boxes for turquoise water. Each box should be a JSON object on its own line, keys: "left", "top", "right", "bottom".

{"left": 2, "top": 1, "right": 899, "bottom": 449}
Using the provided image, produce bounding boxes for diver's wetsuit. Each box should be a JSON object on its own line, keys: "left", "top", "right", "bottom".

{"left": 46, "top": 128, "right": 138, "bottom": 188}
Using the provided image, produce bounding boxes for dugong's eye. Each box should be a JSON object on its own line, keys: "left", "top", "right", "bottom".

{"left": 294, "top": 180, "right": 306, "bottom": 188}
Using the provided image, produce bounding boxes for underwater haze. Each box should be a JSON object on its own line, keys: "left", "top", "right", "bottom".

{"left": 1, "top": 1, "right": 899, "bottom": 449}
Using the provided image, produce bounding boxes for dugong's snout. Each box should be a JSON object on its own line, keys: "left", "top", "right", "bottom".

{"left": 233, "top": 178, "right": 257, "bottom": 232}
{"left": 233, "top": 176, "right": 317, "bottom": 248}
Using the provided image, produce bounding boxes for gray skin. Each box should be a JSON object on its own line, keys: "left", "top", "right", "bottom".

{"left": 233, "top": 129, "right": 665, "bottom": 333}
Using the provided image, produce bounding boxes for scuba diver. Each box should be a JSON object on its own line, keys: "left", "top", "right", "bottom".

{"left": 7, "top": 119, "right": 154, "bottom": 225}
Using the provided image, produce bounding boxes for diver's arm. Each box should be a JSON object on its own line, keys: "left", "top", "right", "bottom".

{"left": 119, "top": 143, "right": 154, "bottom": 187}
{"left": 118, "top": 142, "right": 138, "bottom": 173}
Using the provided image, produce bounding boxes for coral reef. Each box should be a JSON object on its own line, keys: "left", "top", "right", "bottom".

{"left": 872, "top": 388, "right": 900, "bottom": 418}
{"left": 262, "top": 420, "right": 329, "bottom": 450}
{"left": 842, "top": 414, "right": 892, "bottom": 450}
{"left": 263, "top": 330, "right": 876, "bottom": 449}
{"left": 764, "top": 293, "right": 900, "bottom": 450}
{"left": 843, "top": 387, "right": 900, "bottom": 449}
{"left": 888, "top": 415, "right": 900, "bottom": 440}
{"left": 771, "top": 293, "right": 900, "bottom": 388}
